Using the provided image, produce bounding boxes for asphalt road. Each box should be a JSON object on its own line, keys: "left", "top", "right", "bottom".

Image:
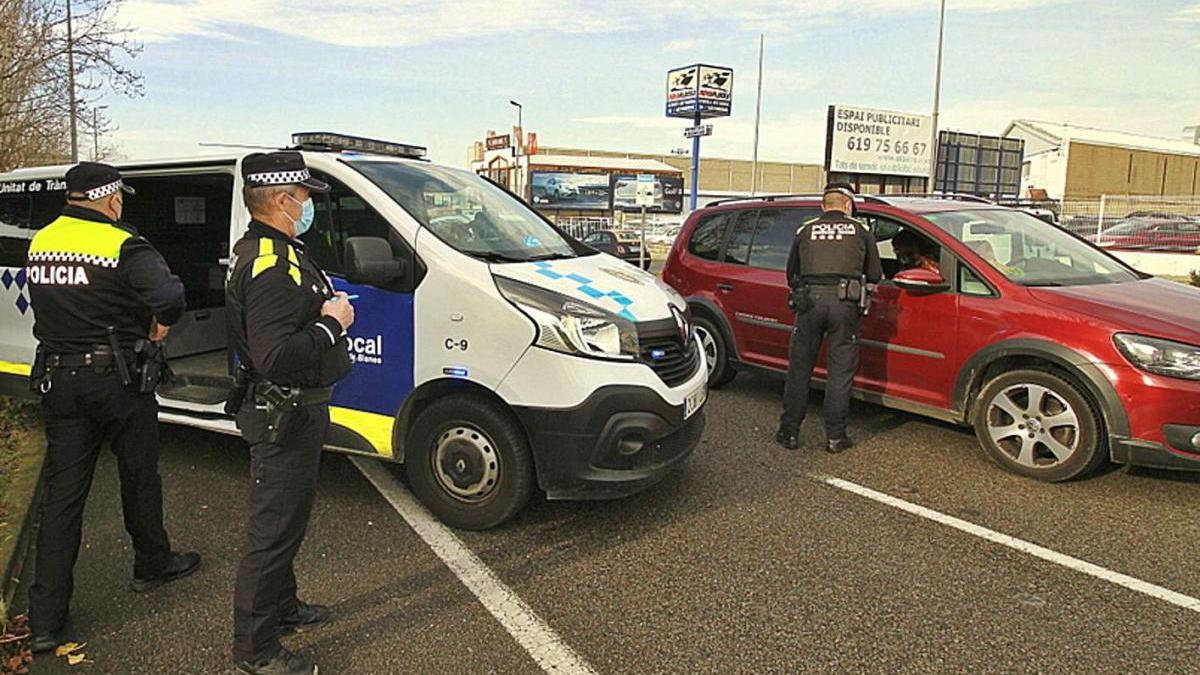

{"left": 15, "top": 369, "right": 1200, "bottom": 674}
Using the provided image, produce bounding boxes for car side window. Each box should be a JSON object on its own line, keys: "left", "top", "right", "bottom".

{"left": 301, "top": 171, "right": 402, "bottom": 277}
{"left": 723, "top": 210, "right": 757, "bottom": 266}
{"left": 749, "top": 208, "right": 818, "bottom": 271}
{"left": 687, "top": 212, "right": 731, "bottom": 262}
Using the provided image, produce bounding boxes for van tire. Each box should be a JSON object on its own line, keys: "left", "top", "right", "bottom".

{"left": 694, "top": 315, "right": 736, "bottom": 389}
{"left": 405, "top": 395, "right": 534, "bottom": 530}
{"left": 972, "top": 369, "right": 1106, "bottom": 482}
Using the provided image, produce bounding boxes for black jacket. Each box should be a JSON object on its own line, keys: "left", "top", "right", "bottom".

{"left": 226, "top": 221, "right": 351, "bottom": 388}
{"left": 785, "top": 211, "right": 884, "bottom": 288}
{"left": 27, "top": 205, "right": 185, "bottom": 352}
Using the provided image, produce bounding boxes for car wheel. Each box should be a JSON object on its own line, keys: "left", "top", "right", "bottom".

{"left": 972, "top": 369, "right": 1107, "bottom": 482}
{"left": 693, "top": 315, "right": 735, "bottom": 389}
{"left": 405, "top": 394, "right": 534, "bottom": 530}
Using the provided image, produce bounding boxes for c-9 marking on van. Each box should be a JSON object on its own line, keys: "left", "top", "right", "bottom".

{"left": 0, "top": 133, "right": 707, "bottom": 530}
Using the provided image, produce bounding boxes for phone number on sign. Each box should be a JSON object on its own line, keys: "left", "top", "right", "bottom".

{"left": 845, "top": 136, "right": 929, "bottom": 156}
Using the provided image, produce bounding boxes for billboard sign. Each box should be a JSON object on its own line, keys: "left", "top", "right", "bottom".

{"left": 684, "top": 124, "right": 713, "bottom": 138}
{"left": 612, "top": 174, "right": 684, "bottom": 213}
{"left": 666, "top": 64, "right": 733, "bottom": 119}
{"left": 486, "top": 134, "right": 511, "bottom": 151}
{"left": 530, "top": 171, "right": 611, "bottom": 210}
{"left": 825, "top": 105, "right": 933, "bottom": 177}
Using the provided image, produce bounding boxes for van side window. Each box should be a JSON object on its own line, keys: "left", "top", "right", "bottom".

{"left": 750, "top": 208, "right": 818, "bottom": 271}
{"left": 723, "top": 211, "right": 757, "bottom": 266}
{"left": 0, "top": 195, "right": 31, "bottom": 268}
{"left": 687, "top": 212, "right": 730, "bottom": 262}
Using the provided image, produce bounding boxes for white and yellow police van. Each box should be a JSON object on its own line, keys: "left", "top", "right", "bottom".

{"left": 0, "top": 133, "right": 707, "bottom": 529}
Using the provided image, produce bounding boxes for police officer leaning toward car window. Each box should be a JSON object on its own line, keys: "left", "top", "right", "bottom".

{"left": 24, "top": 162, "right": 200, "bottom": 654}
{"left": 227, "top": 152, "right": 354, "bottom": 675}
{"left": 776, "top": 182, "right": 883, "bottom": 453}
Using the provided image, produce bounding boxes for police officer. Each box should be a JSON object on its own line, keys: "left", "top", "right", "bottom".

{"left": 25, "top": 162, "right": 200, "bottom": 653}
{"left": 776, "top": 182, "right": 883, "bottom": 453}
{"left": 227, "top": 152, "right": 354, "bottom": 675}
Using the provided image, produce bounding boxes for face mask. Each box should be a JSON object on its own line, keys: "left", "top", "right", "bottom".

{"left": 285, "top": 194, "right": 315, "bottom": 237}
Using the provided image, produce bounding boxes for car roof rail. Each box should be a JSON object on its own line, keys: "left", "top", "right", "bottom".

{"left": 876, "top": 192, "right": 996, "bottom": 204}
{"left": 704, "top": 193, "right": 891, "bottom": 208}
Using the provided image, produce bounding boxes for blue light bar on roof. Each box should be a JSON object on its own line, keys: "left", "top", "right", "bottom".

{"left": 292, "top": 131, "right": 427, "bottom": 159}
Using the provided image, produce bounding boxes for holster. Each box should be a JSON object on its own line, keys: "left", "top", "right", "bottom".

{"left": 224, "top": 363, "right": 252, "bottom": 416}
{"left": 252, "top": 382, "right": 332, "bottom": 445}
{"left": 788, "top": 284, "right": 813, "bottom": 314}
{"left": 857, "top": 275, "right": 873, "bottom": 316}
{"left": 132, "top": 339, "right": 172, "bottom": 394}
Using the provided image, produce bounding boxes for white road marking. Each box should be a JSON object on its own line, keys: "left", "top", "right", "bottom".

{"left": 817, "top": 475, "right": 1200, "bottom": 614}
{"left": 352, "top": 457, "right": 598, "bottom": 675}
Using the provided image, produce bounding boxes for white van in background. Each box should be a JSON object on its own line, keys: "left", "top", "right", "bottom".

{"left": 0, "top": 133, "right": 707, "bottom": 530}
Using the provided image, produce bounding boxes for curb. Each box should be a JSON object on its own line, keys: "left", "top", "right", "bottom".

{"left": 1, "top": 428, "right": 46, "bottom": 615}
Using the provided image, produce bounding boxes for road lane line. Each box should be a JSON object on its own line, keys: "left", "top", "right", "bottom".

{"left": 352, "top": 457, "right": 598, "bottom": 675}
{"left": 817, "top": 474, "right": 1200, "bottom": 614}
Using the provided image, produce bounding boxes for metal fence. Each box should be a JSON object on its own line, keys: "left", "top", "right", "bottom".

{"left": 550, "top": 216, "right": 613, "bottom": 240}
{"left": 1058, "top": 195, "right": 1200, "bottom": 254}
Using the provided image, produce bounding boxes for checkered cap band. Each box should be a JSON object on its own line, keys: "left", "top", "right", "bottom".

{"left": 85, "top": 180, "right": 123, "bottom": 201}
{"left": 246, "top": 169, "right": 311, "bottom": 187}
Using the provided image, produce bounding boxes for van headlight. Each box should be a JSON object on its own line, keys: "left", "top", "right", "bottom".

{"left": 497, "top": 277, "right": 638, "bottom": 360}
{"left": 1114, "top": 334, "right": 1200, "bottom": 380}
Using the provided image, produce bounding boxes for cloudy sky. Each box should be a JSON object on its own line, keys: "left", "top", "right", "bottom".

{"left": 103, "top": 0, "right": 1200, "bottom": 166}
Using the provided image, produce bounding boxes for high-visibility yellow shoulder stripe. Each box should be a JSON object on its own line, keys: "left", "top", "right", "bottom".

{"left": 258, "top": 237, "right": 274, "bottom": 257}
{"left": 287, "top": 265, "right": 301, "bottom": 285}
{"left": 330, "top": 407, "right": 395, "bottom": 457}
{"left": 286, "top": 245, "right": 298, "bottom": 265}
{"left": 28, "top": 216, "right": 131, "bottom": 261}
{"left": 251, "top": 254, "right": 279, "bottom": 278}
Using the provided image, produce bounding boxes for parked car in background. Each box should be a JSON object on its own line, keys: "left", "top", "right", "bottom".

{"left": 663, "top": 193, "right": 1200, "bottom": 483}
{"left": 646, "top": 225, "right": 682, "bottom": 246}
{"left": 582, "top": 229, "right": 653, "bottom": 269}
{"left": 1092, "top": 216, "right": 1200, "bottom": 252}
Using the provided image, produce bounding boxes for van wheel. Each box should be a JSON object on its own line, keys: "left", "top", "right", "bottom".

{"left": 972, "top": 369, "right": 1106, "bottom": 482}
{"left": 693, "top": 316, "right": 735, "bottom": 389}
{"left": 405, "top": 395, "right": 534, "bottom": 530}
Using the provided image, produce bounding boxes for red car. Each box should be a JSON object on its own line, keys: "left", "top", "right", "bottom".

{"left": 663, "top": 194, "right": 1200, "bottom": 481}
{"left": 1092, "top": 216, "right": 1200, "bottom": 252}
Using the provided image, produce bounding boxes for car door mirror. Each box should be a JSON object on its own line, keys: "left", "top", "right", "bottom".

{"left": 893, "top": 268, "right": 949, "bottom": 294}
{"left": 344, "top": 236, "right": 406, "bottom": 286}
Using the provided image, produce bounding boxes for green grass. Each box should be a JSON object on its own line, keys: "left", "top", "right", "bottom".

{"left": 0, "top": 397, "right": 41, "bottom": 635}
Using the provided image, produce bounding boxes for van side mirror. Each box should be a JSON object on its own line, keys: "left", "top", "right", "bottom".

{"left": 893, "top": 268, "right": 949, "bottom": 294}
{"left": 345, "top": 237, "right": 406, "bottom": 286}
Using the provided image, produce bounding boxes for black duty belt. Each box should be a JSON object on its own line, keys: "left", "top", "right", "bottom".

{"left": 799, "top": 277, "right": 851, "bottom": 286}
{"left": 46, "top": 347, "right": 134, "bottom": 370}
{"left": 250, "top": 382, "right": 333, "bottom": 407}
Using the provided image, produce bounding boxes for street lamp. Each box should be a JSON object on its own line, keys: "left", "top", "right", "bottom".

{"left": 929, "top": 0, "right": 947, "bottom": 191}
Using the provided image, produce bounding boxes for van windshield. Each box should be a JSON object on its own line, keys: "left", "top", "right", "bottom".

{"left": 923, "top": 208, "right": 1140, "bottom": 287}
{"left": 351, "top": 160, "right": 580, "bottom": 263}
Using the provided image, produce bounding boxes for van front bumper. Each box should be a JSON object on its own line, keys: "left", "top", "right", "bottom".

{"left": 513, "top": 385, "right": 704, "bottom": 500}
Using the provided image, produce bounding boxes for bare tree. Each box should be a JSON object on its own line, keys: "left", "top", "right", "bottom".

{"left": 0, "top": 0, "right": 142, "bottom": 172}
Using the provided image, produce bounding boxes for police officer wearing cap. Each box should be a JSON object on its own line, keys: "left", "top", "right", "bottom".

{"left": 227, "top": 152, "right": 354, "bottom": 675}
{"left": 776, "top": 182, "right": 883, "bottom": 453}
{"left": 25, "top": 162, "right": 200, "bottom": 653}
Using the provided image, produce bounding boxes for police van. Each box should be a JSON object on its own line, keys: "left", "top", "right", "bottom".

{"left": 0, "top": 132, "right": 707, "bottom": 529}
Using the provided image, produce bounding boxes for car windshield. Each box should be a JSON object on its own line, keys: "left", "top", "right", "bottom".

{"left": 351, "top": 160, "right": 579, "bottom": 263}
{"left": 923, "top": 208, "right": 1139, "bottom": 287}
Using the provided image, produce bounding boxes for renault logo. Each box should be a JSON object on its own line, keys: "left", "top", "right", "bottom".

{"left": 671, "top": 306, "right": 689, "bottom": 343}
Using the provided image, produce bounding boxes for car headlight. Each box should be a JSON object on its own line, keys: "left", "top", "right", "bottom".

{"left": 1114, "top": 333, "right": 1200, "bottom": 380}
{"left": 496, "top": 277, "right": 638, "bottom": 360}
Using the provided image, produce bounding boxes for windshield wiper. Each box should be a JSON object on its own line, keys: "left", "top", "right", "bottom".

{"left": 1021, "top": 280, "right": 1064, "bottom": 287}
{"left": 468, "top": 251, "right": 528, "bottom": 264}
{"left": 527, "top": 252, "right": 576, "bottom": 261}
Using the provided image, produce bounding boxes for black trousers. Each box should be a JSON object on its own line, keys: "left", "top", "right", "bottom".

{"left": 780, "top": 291, "right": 862, "bottom": 440}
{"left": 30, "top": 368, "right": 171, "bottom": 635}
{"left": 232, "top": 402, "right": 327, "bottom": 663}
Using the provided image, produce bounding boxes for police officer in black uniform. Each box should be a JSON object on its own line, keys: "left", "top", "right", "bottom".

{"left": 227, "top": 152, "right": 354, "bottom": 675}
{"left": 776, "top": 182, "right": 883, "bottom": 453}
{"left": 25, "top": 162, "right": 201, "bottom": 653}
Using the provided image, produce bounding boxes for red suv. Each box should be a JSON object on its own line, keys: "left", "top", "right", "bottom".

{"left": 663, "top": 194, "right": 1200, "bottom": 481}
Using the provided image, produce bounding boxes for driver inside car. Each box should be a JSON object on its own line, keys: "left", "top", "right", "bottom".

{"left": 892, "top": 229, "right": 941, "bottom": 275}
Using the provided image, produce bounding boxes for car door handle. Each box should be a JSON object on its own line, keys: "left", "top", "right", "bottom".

{"left": 717, "top": 283, "right": 735, "bottom": 292}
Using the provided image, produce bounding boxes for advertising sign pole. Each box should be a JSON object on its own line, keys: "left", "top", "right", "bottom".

{"left": 690, "top": 111, "right": 701, "bottom": 212}
{"left": 640, "top": 204, "right": 647, "bottom": 268}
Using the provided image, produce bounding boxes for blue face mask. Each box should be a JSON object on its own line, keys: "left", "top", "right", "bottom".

{"left": 286, "top": 194, "right": 315, "bottom": 237}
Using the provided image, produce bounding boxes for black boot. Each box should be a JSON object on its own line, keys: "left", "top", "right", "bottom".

{"left": 279, "top": 601, "right": 332, "bottom": 636}
{"left": 235, "top": 647, "right": 317, "bottom": 675}
{"left": 30, "top": 630, "right": 61, "bottom": 654}
{"left": 131, "top": 551, "right": 201, "bottom": 592}
{"left": 775, "top": 427, "right": 801, "bottom": 450}
{"left": 826, "top": 437, "right": 854, "bottom": 454}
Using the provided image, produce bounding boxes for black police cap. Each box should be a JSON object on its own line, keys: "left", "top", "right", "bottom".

{"left": 823, "top": 181, "right": 856, "bottom": 199}
{"left": 241, "top": 151, "right": 330, "bottom": 192}
{"left": 65, "top": 162, "right": 135, "bottom": 200}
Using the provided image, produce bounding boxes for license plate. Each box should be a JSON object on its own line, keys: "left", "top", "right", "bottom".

{"left": 685, "top": 384, "right": 707, "bottom": 419}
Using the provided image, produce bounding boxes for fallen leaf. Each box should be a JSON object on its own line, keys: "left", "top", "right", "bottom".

{"left": 67, "top": 652, "right": 92, "bottom": 665}
{"left": 54, "top": 642, "right": 85, "bottom": 657}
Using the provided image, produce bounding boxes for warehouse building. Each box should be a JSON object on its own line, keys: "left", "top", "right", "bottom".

{"left": 1004, "top": 120, "right": 1200, "bottom": 199}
